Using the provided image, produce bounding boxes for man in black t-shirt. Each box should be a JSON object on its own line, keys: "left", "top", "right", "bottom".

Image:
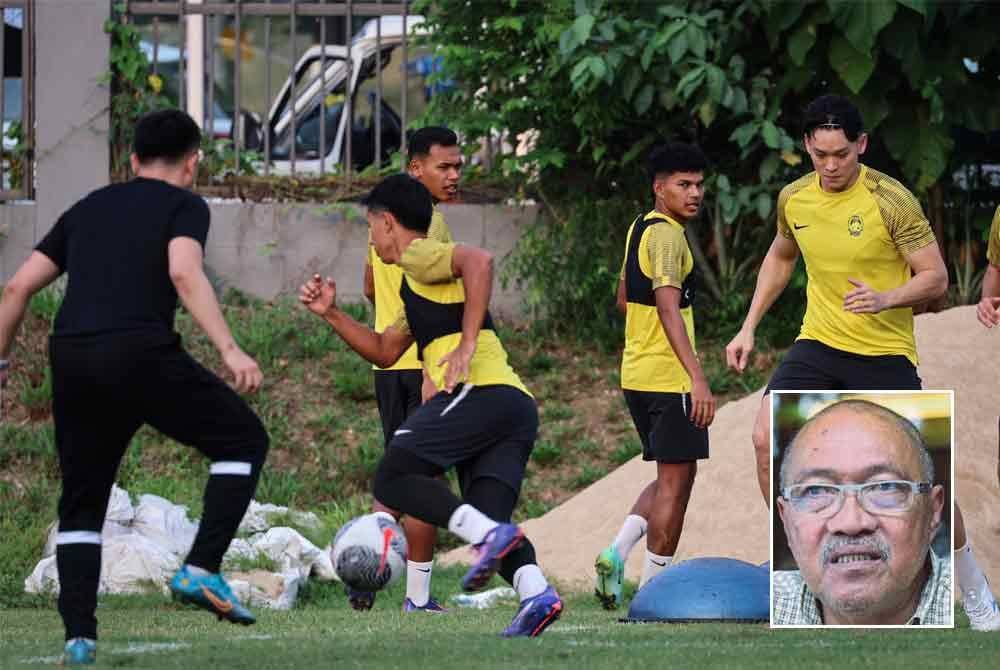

{"left": 0, "top": 110, "right": 269, "bottom": 665}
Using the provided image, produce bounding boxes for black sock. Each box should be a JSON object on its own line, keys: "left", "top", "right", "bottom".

{"left": 57, "top": 543, "right": 101, "bottom": 641}
{"left": 184, "top": 464, "right": 262, "bottom": 572}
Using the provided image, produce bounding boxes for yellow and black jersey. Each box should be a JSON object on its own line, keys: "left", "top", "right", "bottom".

{"left": 778, "top": 165, "right": 935, "bottom": 365}
{"left": 988, "top": 205, "right": 1000, "bottom": 267}
{"left": 369, "top": 209, "right": 451, "bottom": 371}
{"left": 620, "top": 210, "right": 696, "bottom": 393}
{"left": 390, "top": 238, "right": 529, "bottom": 395}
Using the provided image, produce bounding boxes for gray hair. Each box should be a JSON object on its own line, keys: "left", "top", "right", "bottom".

{"left": 779, "top": 399, "right": 935, "bottom": 491}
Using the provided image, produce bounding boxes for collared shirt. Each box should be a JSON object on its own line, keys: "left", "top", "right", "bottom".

{"left": 772, "top": 551, "right": 952, "bottom": 625}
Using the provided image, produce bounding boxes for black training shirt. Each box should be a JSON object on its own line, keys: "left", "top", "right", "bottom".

{"left": 35, "top": 177, "right": 210, "bottom": 338}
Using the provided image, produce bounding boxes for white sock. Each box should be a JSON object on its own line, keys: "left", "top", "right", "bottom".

{"left": 956, "top": 543, "right": 993, "bottom": 598}
{"left": 513, "top": 564, "right": 548, "bottom": 602}
{"left": 406, "top": 560, "right": 433, "bottom": 607}
{"left": 447, "top": 504, "right": 499, "bottom": 545}
{"left": 186, "top": 564, "right": 211, "bottom": 576}
{"left": 612, "top": 514, "right": 647, "bottom": 561}
{"left": 639, "top": 550, "right": 672, "bottom": 588}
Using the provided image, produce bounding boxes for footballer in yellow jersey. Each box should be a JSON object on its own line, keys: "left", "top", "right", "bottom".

{"left": 595, "top": 143, "right": 716, "bottom": 610}
{"left": 726, "top": 95, "right": 948, "bottom": 507}
{"left": 976, "top": 205, "right": 1000, "bottom": 329}
{"left": 301, "top": 174, "right": 563, "bottom": 637}
{"left": 356, "top": 127, "right": 463, "bottom": 614}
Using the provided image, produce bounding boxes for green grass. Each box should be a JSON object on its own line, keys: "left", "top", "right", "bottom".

{"left": 0, "top": 567, "right": 994, "bottom": 670}
{"left": 0, "top": 286, "right": 784, "bottom": 609}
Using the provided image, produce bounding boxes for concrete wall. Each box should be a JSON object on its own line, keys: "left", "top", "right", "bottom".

{"left": 205, "top": 200, "right": 537, "bottom": 319}
{"left": 34, "top": 1, "right": 110, "bottom": 239}
{"left": 0, "top": 3, "right": 534, "bottom": 321}
{"left": 0, "top": 2, "right": 109, "bottom": 278}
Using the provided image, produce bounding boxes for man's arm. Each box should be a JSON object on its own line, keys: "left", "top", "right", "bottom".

{"left": 435, "top": 244, "right": 493, "bottom": 391}
{"left": 300, "top": 275, "right": 413, "bottom": 368}
{"left": 726, "top": 234, "right": 800, "bottom": 372}
{"left": 616, "top": 278, "right": 626, "bottom": 315}
{"left": 168, "top": 237, "right": 262, "bottom": 393}
{"left": 0, "top": 252, "right": 61, "bottom": 384}
{"left": 976, "top": 263, "right": 1000, "bottom": 327}
{"left": 363, "top": 262, "right": 375, "bottom": 304}
{"left": 843, "top": 243, "right": 948, "bottom": 314}
{"left": 655, "top": 286, "right": 715, "bottom": 428}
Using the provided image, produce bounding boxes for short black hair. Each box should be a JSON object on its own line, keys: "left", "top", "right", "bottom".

{"left": 802, "top": 95, "right": 864, "bottom": 142}
{"left": 645, "top": 142, "right": 708, "bottom": 183}
{"left": 133, "top": 109, "right": 201, "bottom": 164}
{"left": 362, "top": 174, "right": 433, "bottom": 233}
{"left": 408, "top": 126, "right": 458, "bottom": 163}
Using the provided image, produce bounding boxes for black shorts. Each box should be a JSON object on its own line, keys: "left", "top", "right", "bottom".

{"left": 388, "top": 384, "right": 537, "bottom": 494}
{"left": 373, "top": 369, "right": 423, "bottom": 448}
{"left": 623, "top": 389, "right": 709, "bottom": 463}
{"left": 764, "top": 339, "right": 922, "bottom": 394}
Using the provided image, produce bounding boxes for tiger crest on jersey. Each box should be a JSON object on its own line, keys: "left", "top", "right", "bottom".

{"left": 848, "top": 214, "right": 864, "bottom": 237}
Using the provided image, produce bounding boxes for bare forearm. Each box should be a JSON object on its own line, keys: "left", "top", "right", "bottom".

{"left": 0, "top": 286, "right": 30, "bottom": 359}
{"left": 881, "top": 268, "right": 948, "bottom": 310}
{"left": 174, "top": 272, "right": 239, "bottom": 355}
{"left": 659, "top": 307, "right": 707, "bottom": 385}
{"left": 741, "top": 253, "right": 795, "bottom": 333}
{"left": 983, "top": 265, "right": 1000, "bottom": 299}
{"left": 322, "top": 307, "right": 401, "bottom": 368}
{"left": 459, "top": 255, "right": 493, "bottom": 348}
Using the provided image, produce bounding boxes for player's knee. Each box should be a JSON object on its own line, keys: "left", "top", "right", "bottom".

{"left": 372, "top": 453, "right": 402, "bottom": 509}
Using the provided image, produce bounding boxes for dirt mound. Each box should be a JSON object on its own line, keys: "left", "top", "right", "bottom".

{"left": 443, "top": 305, "right": 1000, "bottom": 592}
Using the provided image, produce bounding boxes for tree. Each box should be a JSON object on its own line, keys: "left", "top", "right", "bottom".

{"left": 416, "top": 0, "right": 1000, "bottom": 340}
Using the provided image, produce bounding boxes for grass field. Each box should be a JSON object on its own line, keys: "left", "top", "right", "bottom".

{"left": 2, "top": 565, "right": 998, "bottom": 670}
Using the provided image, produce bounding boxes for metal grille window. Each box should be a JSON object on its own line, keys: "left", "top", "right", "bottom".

{"left": 126, "top": 1, "right": 423, "bottom": 184}
{"left": 0, "top": 1, "right": 34, "bottom": 201}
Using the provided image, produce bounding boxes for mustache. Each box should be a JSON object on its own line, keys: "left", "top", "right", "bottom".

{"left": 821, "top": 536, "right": 890, "bottom": 565}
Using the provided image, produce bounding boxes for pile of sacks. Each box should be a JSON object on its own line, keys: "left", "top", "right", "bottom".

{"left": 24, "top": 485, "right": 337, "bottom": 610}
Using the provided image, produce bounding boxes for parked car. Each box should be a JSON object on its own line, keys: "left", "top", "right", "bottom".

{"left": 264, "top": 15, "right": 443, "bottom": 174}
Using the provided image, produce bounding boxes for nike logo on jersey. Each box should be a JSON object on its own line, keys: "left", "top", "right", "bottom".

{"left": 793, "top": 224, "right": 809, "bottom": 230}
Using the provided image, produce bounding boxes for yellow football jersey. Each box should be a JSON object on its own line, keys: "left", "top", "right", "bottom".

{"left": 369, "top": 209, "right": 451, "bottom": 370}
{"left": 987, "top": 205, "right": 1000, "bottom": 267}
{"left": 620, "top": 210, "right": 696, "bottom": 393}
{"left": 391, "top": 238, "right": 530, "bottom": 395}
{"left": 778, "top": 165, "right": 935, "bottom": 365}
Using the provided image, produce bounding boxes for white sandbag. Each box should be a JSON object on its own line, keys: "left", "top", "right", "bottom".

{"left": 100, "top": 534, "right": 180, "bottom": 595}
{"left": 26, "top": 534, "right": 180, "bottom": 596}
{"left": 238, "top": 501, "right": 322, "bottom": 534}
{"left": 222, "top": 537, "right": 258, "bottom": 566}
{"left": 249, "top": 527, "right": 322, "bottom": 580}
{"left": 310, "top": 544, "right": 338, "bottom": 582}
{"left": 238, "top": 501, "right": 288, "bottom": 534}
{"left": 132, "top": 494, "right": 198, "bottom": 558}
{"left": 42, "top": 520, "right": 132, "bottom": 559}
{"left": 24, "top": 555, "right": 59, "bottom": 594}
{"left": 105, "top": 484, "right": 135, "bottom": 524}
{"left": 227, "top": 569, "right": 303, "bottom": 610}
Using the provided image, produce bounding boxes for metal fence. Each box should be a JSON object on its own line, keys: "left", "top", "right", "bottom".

{"left": 0, "top": 0, "right": 34, "bottom": 201}
{"left": 127, "top": 0, "right": 419, "bottom": 181}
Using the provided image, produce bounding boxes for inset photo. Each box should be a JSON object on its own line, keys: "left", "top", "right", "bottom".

{"left": 770, "top": 391, "right": 954, "bottom": 628}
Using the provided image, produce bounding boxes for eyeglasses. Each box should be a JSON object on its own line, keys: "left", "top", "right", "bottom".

{"left": 781, "top": 480, "right": 931, "bottom": 517}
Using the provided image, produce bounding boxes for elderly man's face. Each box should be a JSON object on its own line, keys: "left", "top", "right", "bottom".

{"left": 777, "top": 407, "right": 944, "bottom": 624}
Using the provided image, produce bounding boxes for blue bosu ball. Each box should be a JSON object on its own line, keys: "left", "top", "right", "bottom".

{"left": 623, "top": 557, "right": 769, "bottom": 622}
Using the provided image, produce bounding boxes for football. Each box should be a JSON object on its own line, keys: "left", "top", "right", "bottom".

{"left": 331, "top": 512, "right": 408, "bottom": 592}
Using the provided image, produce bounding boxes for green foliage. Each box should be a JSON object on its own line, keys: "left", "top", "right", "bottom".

{"left": 199, "top": 137, "right": 261, "bottom": 179}
{"left": 421, "top": 0, "right": 1000, "bottom": 340}
{"left": 2, "top": 121, "right": 27, "bottom": 192}
{"left": 501, "top": 196, "right": 634, "bottom": 349}
{"left": 104, "top": 8, "right": 171, "bottom": 180}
